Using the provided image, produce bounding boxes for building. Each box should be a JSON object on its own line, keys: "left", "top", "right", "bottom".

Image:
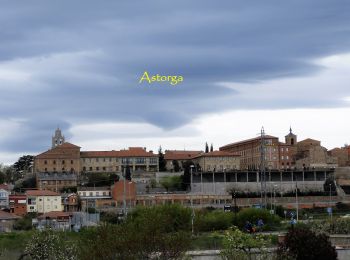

{"left": 111, "top": 181, "right": 136, "bottom": 208}
{"left": 81, "top": 147, "right": 159, "bottom": 174}
{"left": 0, "top": 210, "right": 21, "bottom": 232}
{"left": 329, "top": 146, "right": 350, "bottom": 167}
{"left": 0, "top": 188, "right": 9, "bottom": 209}
{"left": 37, "top": 172, "right": 78, "bottom": 192}
{"left": 26, "top": 190, "right": 62, "bottom": 214}
{"left": 34, "top": 142, "right": 81, "bottom": 174}
{"left": 78, "top": 187, "right": 114, "bottom": 209}
{"left": 295, "top": 138, "right": 338, "bottom": 169}
{"left": 220, "top": 135, "right": 280, "bottom": 170}
{"left": 9, "top": 194, "right": 27, "bottom": 216}
{"left": 164, "top": 150, "right": 202, "bottom": 171}
{"left": 52, "top": 127, "right": 65, "bottom": 148}
{"left": 191, "top": 151, "right": 240, "bottom": 172}
{"left": 62, "top": 193, "right": 79, "bottom": 212}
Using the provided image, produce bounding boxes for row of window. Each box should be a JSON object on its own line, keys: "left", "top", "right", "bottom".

{"left": 83, "top": 166, "right": 119, "bottom": 172}
{"left": 281, "top": 156, "right": 290, "bottom": 160}
{"left": 44, "top": 160, "right": 74, "bottom": 165}
{"left": 82, "top": 157, "right": 157, "bottom": 164}
{"left": 44, "top": 168, "right": 75, "bottom": 173}
{"left": 80, "top": 191, "right": 111, "bottom": 197}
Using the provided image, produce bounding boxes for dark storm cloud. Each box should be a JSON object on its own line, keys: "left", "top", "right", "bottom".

{"left": 1, "top": 0, "right": 350, "bottom": 153}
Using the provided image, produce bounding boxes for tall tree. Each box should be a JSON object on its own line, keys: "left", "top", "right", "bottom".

{"left": 205, "top": 142, "right": 209, "bottom": 153}
{"left": 210, "top": 143, "right": 214, "bottom": 152}
{"left": 13, "top": 155, "right": 34, "bottom": 175}
{"left": 158, "top": 146, "right": 166, "bottom": 172}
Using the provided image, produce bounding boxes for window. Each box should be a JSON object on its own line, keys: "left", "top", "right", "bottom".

{"left": 44, "top": 160, "right": 47, "bottom": 165}
{"left": 102, "top": 167, "right": 106, "bottom": 171}
{"left": 116, "top": 158, "right": 119, "bottom": 162}
{"left": 53, "top": 168, "right": 56, "bottom": 171}
{"left": 89, "top": 167, "right": 92, "bottom": 171}
{"left": 96, "top": 192, "right": 100, "bottom": 196}
{"left": 83, "top": 167, "right": 86, "bottom": 171}
{"left": 281, "top": 148, "right": 284, "bottom": 152}
{"left": 83, "top": 192, "right": 86, "bottom": 196}
{"left": 96, "top": 158, "right": 99, "bottom": 162}
{"left": 45, "top": 168, "right": 47, "bottom": 172}
{"left": 281, "top": 156, "right": 284, "bottom": 160}
{"left": 71, "top": 160, "right": 74, "bottom": 164}
{"left": 96, "top": 167, "right": 99, "bottom": 171}
{"left": 116, "top": 166, "right": 119, "bottom": 171}
{"left": 53, "top": 160, "right": 56, "bottom": 165}
{"left": 62, "top": 160, "right": 65, "bottom": 164}
{"left": 103, "top": 158, "right": 106, "bottom": 162}
{"left": 89, "top": 192, "right": 93, "bottom": 196}
{"left": 103, "top": 192, "right": 106, "bottom": 196}
{"left": 109, "top": 158, "right": 112, "bottom": 162}
{"left": 286, "top": 156, "right": 289, "bottom": 160}
{"left": 286, "top": 148, "right": 289, "bottom": 152}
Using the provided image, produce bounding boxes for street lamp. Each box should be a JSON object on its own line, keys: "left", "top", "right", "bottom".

{"left": 329, "top": 183, "right": 333, "bottom": 221}
{"left": 190, "top": 165, "right": 195, "bottom": 235}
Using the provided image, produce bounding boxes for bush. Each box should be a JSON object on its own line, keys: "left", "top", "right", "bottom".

{"left": 13, "top": 213, "right": 37, "bottom": 231}
{"left": 194, "top": 209, "right": 233, "bottom": 232}
{"left": 277, "top": 226, "right": 337, "bottom": 260}
{"left": 310, "top": 218, "right": 350, "bottom": 235}
{"left": 234, "top": 208, "right": 281, "bottom": 230}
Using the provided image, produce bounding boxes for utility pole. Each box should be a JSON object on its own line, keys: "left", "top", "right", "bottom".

{"left": 329, "top": 183, "right": 333, "bottom": 221}
{"left": 123, "top": 166, "right": 126, "bottom": 217}
{"left": 296, "top": 178, "right": 299, "bottom": 222}
{"left": 260, "top": 127, "right": 267, "bottom": 208}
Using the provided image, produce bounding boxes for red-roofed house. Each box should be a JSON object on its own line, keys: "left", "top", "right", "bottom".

{"left": 26, "top": 190, "right": 62, "bottom": 213}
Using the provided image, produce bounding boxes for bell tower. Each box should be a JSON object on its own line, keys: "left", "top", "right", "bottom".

{"left": 52, "top": 127, "right": 65, "bottom": 148}
{"left": 285, "top": 127, "right": 297, "bottom": 146}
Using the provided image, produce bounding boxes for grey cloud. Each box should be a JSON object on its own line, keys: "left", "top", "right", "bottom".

{"left": 1, "top": 0, "right": 350, "bottom": 153}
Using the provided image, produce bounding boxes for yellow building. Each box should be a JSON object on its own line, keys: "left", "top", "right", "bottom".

{"left": 192, "top": 151, "right": 240, "bottom": 171}
{"left": 26, "top": 190, "right": 62, "bottom": 214}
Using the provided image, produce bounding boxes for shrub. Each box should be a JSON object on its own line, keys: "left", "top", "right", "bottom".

{"left": 194, "top": 209, "right": 234, "bottom": 232}
{"left": 277, "top": 226, "right": 337, "bottom": 260}
{"left": 234, "top": 208, "right": 281, "bottom": 230}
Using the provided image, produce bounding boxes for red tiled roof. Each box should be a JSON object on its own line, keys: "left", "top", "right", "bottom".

{"left": 164, "top": 150, "right": 202, "bottom": 160}
{"left": 26, "top": 190, "right": 60, "bottom": 196}
{"left": 81, "top": 147, "right": 156, "bottom": 158}
{"left": 36, "top": 142, "right": 81, "bottom": 159}
{"left": 220, "top": 135, "right": 279, "bottom": 149}
{"left": 0, "top": 184, "right": 9, "bottom": 190}
{"left": 192, "top": 151, "right": 240, "bottom": 158}
{"left": 38, "top": 211, "right": 71, "bottom": 220}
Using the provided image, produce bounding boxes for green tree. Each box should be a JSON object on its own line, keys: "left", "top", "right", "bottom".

{"left": 172, "top": 160, "right": 180, "bottom": 172}
{"left": 220, "top": 226, "right": 271, "bottom": 260}
{"left": 277, "top": 226, "right": 337, "bottom": 260}
{"left": 205, "top": 142, "right": 209, "bottom": 153}
{"left": 181, "top": 160, "right": 194, "bottom": 190}
{"left": 160, "top": 176, "right": 182, "bottom": 192}
{"left": 158, "top": 146, "right": 167, "bottom": 172}
{"left": 13, "top": 155, "right": 34, "bottom": 175}
{"left": 210, "top": 143, "right": 214, "bottom": 152}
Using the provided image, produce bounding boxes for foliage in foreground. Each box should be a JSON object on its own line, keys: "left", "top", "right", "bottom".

{"left": 277, "top": 226, "right": 337, "bottom": 260}
{"left": 309, "top": 217, "right": 350, "bottom": 234}
{"left": 22, "top": 229, "right": 77, "bottom": 260}
{"left": 220, "top": 226, "right": 271, "bottom": 260}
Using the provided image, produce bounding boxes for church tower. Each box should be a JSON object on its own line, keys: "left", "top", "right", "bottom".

{"left": 285, "top": 127, "right": 297, "bottom": 146}
{"left": 52, "top": 127, "right": 65, "bottom": 148}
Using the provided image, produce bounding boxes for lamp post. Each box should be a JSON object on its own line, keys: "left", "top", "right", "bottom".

{"left": 295, "top": 178, "right": 299, "bottom": 222}
{"left": 190, "top": 165, "right": 195, "bottom": 235}
{"left": 329, "top": 183, "right": 333, "bottom": 221}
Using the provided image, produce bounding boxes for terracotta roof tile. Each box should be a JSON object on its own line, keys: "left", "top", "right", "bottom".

{"left": 192, "top": 151, "right": 240, "bottom": 159}
{"left": 26, "top": 190, "right": 60, "bottom": 196}
{"left": 0, "top": 210, "right": 21, "bottom": 220}
{"left": 81, "top": 147, "right": 156, "bottom": 158}
{"left": 164, "top": 150, "right": 202, "bottom": 160}
{"left": 220, "top": 135, "right": 279, "bottom": 149}
{"left": 36, "top": 142, "right": 81, "bottom": 159}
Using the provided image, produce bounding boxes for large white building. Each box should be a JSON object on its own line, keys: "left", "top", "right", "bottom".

{"left": 26, "top": 190, "right": 62, "bottom": 213}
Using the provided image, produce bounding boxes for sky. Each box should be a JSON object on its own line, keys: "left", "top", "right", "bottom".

{"left": 1, "top": 1, "right": 350, "bottom": 164}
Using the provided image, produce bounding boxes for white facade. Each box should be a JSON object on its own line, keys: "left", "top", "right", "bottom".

{"left": 27, "top": 195, "right": 62, "bottom": 213}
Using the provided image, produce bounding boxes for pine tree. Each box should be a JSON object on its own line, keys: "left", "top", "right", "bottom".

{"left": 205, "top": 142, "right": 209, "bottom": 153}
{"left": 158, "top": 146, "right": 166, "bottom": 171}
{"left": 210, "top": 143, "right": 214, "bottom": 152}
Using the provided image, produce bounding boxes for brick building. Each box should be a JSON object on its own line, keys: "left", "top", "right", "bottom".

{"left": 34, "top": 142, "right": 81, "bottom": 174}
{"left": 329, "top": 146, "right": 350, "bottom": 167}
{"left": 9, "top": 194, "right": 27, "bottom": 216}
{"left": 220, "top": 135, "right": 280, "bottom": 170}
{"left": 111, "top": 181, "right": 136, "bottom": 208}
